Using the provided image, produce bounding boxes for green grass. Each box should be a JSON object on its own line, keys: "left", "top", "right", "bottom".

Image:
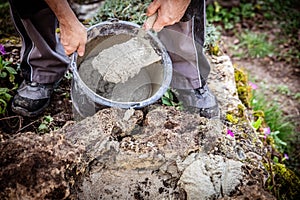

{"left": 251, "top": 90, "right": 295, "bottom": 152}
{"left": 233, "top": 30, "right": 275, "bottom": 58}
{"left": 206, "top": 0, "right": 300, "bottom": 64}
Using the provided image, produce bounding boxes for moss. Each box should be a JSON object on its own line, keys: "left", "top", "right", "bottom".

{"left": 253, "top": 110, "right": 265, "bottom": 118}
{"left": 237, "top": 103, "right": 246, "bottom": 117}
{"left": 266, "top": 163, "right": 300, "bottom": 199}
{"left": 226, "top": 113, "right": 239, "bottom": 124}
{"left": 0, "top": 36, "right": 21, "bottom": 46}
{"left": 234, "top": 67, "right": 252, "bottom": 108}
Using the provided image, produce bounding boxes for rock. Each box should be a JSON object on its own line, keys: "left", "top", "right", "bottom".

{"left": 59, "top": 104, "right": 268, "bottom": 199}
{"left": 0, "top": 54, "right": 276, "bottom": 199}
{"left": 178, "top": 154, "right": 243, "bottom": 199}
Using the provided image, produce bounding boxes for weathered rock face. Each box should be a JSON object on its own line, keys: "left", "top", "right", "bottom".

{"left": 55, "top": 54, "right": 271, "bottom": 199}
{"left": 0, "top": 54, "right": 275, "bottom": 199}
{"left": 61, "top": 107, "right": 241, "bottom": 199}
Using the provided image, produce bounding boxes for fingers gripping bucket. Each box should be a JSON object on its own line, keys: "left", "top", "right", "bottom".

{"left": 70, "top": 21, "right": 172, "bottom": 118}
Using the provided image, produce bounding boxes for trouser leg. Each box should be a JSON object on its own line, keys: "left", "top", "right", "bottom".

{"left": 158, "top": 0, "right": 210, "bottom": 90}
{"left": 8, "top": 0, "right": 69, "bottom": 84}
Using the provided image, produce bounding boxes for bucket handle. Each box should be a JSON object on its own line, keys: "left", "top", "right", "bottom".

{"left": 69, "top": 52, "right": 78, "bottom": 72}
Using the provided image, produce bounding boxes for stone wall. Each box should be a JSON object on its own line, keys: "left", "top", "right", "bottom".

{"left": 0, "top": 54, "right": 276, "bottom": 199}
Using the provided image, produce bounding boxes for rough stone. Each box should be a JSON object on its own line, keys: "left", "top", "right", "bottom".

{"left": 0, "top": 53, "right": 276, "bottom": 199}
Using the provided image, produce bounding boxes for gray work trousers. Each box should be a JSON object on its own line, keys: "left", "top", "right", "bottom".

{"left": 8, "top": 0, "right": 69, "bottom": 84}
{"left": 158, "top": 0, "right": 210, "bottom": 90}
{"left": 9, "top": 0, "right": 210, "bottom": 89}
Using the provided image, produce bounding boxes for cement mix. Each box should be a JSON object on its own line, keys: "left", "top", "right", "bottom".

{"left": 78, "top": 34, "right": 162, "bottom": 102}
{"left": 91, "top": 36, "right": 161, "bottom": 84}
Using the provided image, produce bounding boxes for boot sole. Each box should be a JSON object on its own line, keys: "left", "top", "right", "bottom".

{"left": 11, "top": 99, "right": 50, "bottom": 118}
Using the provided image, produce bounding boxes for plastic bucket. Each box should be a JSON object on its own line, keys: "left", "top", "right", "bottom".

{"left": 70, "top": 20, "right": 172, "bottom": 118}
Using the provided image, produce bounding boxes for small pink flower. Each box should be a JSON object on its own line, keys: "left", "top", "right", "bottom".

{"left": 263, "top": 127, "right": 271, "bottom": 139}
{"left": 248, "top": 82, "right": 258, "bottom": 90}
{"left": 0, "top": 44, "right": 6, "bottom": 55}
{"left": 227, "top": 129, "right": 234, "bottom": 137}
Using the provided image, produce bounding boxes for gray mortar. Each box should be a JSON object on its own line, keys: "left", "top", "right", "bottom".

{"left": 78, "top": 34, "right": 162, "bottom": 102}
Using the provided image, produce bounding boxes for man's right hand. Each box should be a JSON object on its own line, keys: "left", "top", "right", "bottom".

{"left": 45, "top": 0, "right": 87, "bottom": 56}
{"left": 59, "top": 18, "right": 87, "bottom": 56}
{"left": 146, "top": 0, "right": 191, "bottom": 32}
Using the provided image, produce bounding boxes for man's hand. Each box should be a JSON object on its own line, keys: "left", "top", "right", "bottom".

{"left": 59, "top": 18, "right": 87, "bottom": 56}
{"left": 146, "top": 0, "right": 191, "bottom": 32}
{"left": 45, "top": 0, "right": 87, "bottom": 56}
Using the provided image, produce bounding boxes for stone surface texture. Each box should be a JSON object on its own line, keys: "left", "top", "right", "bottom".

{"left": 0, "top": 54, "right": 274, "bottom": 199}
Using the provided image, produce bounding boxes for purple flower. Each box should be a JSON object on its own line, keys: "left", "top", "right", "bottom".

{"left": 263, "top": 127, "right": 271, "bottom": 139}
{"left": 227, "top": 129, "right": 234, "bottom": 137}
{"left": 248, "top": 82, "right": 258, "bottom": 90}
{"left": 284, "top": 153, "right": 289, "bottom": 160}
{"left": 0, "top": 44, "right": 6, "bottom": 55}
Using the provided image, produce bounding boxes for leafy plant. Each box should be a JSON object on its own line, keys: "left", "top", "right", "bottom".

{"left": 294, "top": 93, "right": 300, "bottom": 100}
{"left": 89, "top": 0, "right": 152, "bottom": 26}
{"left": 252, "top": 116, "right": 263, "bottom": 130}
{"left": 0, "top": 87, "right": 11, "bottom": 114}
{"left": 251, "top": 89, "right": 295, "bottom": 152}
{"left": 0, "top": 55, "right": 17, "bottom": 85}
{"left": 205, "top": 23, "right": 221, "bottom": 55}
{"left": 38, "top": 115, "right": 55, "bottom": 133}
{"left": 206, "top": 1, "right": 255, "bottom": 30}
{"left": 270, "top": 130, "right": 288, "bottom": 153}
{"left": 0, "top": 52, "right": 18, "bottom": 114}
{"left": 161, "top": 89, "right": 183, "bottom": 110}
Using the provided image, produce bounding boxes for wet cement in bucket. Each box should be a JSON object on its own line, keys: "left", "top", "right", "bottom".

{"left": 78, "top": 34, "right": 162, "bottom": 102}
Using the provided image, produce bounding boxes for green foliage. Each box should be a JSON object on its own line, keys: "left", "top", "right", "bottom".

{"left": 251, "top": 90, "right": 295, "bottom": 152}
{"left": 0, "top": 55, "right": 18, "bottom": 114}
{"left": 0, "top": 87, "right": 11, "bottom": 114}
{"left": 294, "top": 93, "right": 300, "bottom": 100}
{"left": 233, "top": 31, "right": 275, "bottom": 58}
{"left": 259, "top": 0, "right": 300, "bottom": 35}
{"left": 270, "top": 131, "right": 288, "bottom": 153}
{"left": 89, "top": 0, "right": 152, "bottom": 26}
{"left": 259, "top": 0, "right": 300, "bottom": 67}
{"left": 206, "top": 1, "right": 255, "bottom": 30}
{"left": 276, "top": 84, "right": 291, "bottom": 96}
{"left": 161, "top": 89, "right": 183, "bottom": 110}
{"left": 205, "top": 23, "right": 221, "bottom": 55}
{"left": 252, "top": 116, "right": 263, "bottom": 130}
{"left": 64, "top": 71, "right": 73, "bottom": 80}
{"left": 38, "top": 115, "right": 55, "bottom": 134}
